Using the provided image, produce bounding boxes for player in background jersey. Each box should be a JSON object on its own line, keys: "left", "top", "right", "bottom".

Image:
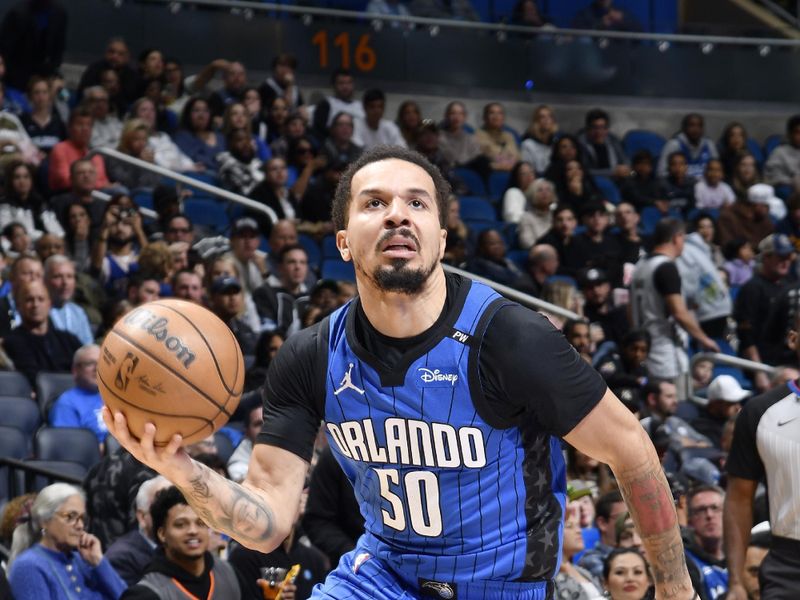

{"left": 105, "top": 146, "right": 697, "bottom": 599}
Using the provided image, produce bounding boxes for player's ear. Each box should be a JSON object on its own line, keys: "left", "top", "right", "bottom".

{"left": 336, "top": 230, "right": 351, "bottom": 262}
{"left": 788, "top": 329, "right": 798, "bottom": 351}
{"left": 439, "top": 228, "right": 447, "bottom": 260}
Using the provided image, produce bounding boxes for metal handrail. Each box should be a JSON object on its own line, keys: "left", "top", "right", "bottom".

{"left": 144, "top": 0, "right": 800, "bottom": 47}
{"left": 442, "top": 263, "right": 581, "bottom": 321}
{"left": 92, "top": 189, "right": 159, "bottom": 220}
{"left": 93, "top": 147, "right": 278, "bottom": 224}
{"left": 688, "top": 351, "right": 777, "bottom": 401}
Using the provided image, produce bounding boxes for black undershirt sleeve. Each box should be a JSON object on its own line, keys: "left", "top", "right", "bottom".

{"left": 726, "top": 392, "right": 771, "bottom": 482}
{"left": 478, "top": 305, "right": 608, "bottom": 436}
{"left": 256, "top": 321, "right": 328, "bottom": 463}
{"left": 653, "top": 261, "right": 681, "bottom": 296}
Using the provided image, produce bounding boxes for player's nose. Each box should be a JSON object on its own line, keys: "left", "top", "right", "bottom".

{"left": 383, "top": 197, "right": 411, "bottom": 228}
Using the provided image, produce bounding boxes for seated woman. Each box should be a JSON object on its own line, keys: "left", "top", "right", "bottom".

{"left": 172, "top": 96, "right": 226, "bottom": 172}
{"left": 396, "top": 100, "right": 423, "bottom": 147}
{"left": 474, "top": 102, "right": 520, "bottom": 172}
{"left": 0, "top": 159, "right": 64, "bottom": 238}
{"left": 502, "top": 160, "right": 537, "bottom": 223}
{"left": 20, "top": 76, "right": 66, "bottom": 156}
{"left": 437, "top": 100, "right": 486, "bottom": 174}
{"left": 217, "top": 128, "right": 265, "bottom": 196}
{"left": 466, "top": 228, "right": 523, "bottom": 287}
{"left": 7, "top": 483, "right": 126, "bottom": 599}
{"left": 264, "top": 96, "right": 290, "bottom": 145}
{"left": 602, "top": 548, "right": 653, "bottom": 600}
{"left": 521, "top": 104, "right": 559, "bottom": 175}
{"left": 554, "top": 505, "right": 604, "bottom": 599}
{"left": 129, "top": 97, "right": 198, "bottom": 173}
{"left": 222, "top": 101, "right": 270, "bottom": 161}
{"left": 718, "top": 121, "right": 751, "bottom": 180}
{"left": 106, "top": 118, "right": 163, "bottom": 190}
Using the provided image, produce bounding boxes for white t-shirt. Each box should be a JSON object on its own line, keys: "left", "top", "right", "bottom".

{"left": 353, "top": 118, "right": 407, "bottom": 149}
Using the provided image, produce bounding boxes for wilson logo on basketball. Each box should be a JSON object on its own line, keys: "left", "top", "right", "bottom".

{"left": 124, "top": 309, "right": 197, "bottom": 368}
{"left": 115, "top": 352, "right": 139, "bottom": 391}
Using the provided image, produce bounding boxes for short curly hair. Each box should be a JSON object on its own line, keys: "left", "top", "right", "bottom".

{"left": 150, "top": 486, "right": 188, "bottom": 545}
{"left": 331, "top": 145, "right": 451, "bottom": 232}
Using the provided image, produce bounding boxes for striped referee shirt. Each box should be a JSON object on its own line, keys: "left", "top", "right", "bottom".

{"left": 726, "top": 381, "right": 800, "bottom": 541}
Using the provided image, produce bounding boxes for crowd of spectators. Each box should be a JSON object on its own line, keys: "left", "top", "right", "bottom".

{"left": 0, "top": 0, "right": 796, "bottom": 599}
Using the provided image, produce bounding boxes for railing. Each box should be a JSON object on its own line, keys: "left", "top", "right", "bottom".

{"left": 0, "top": 457, "right": 84, "bottom": 500}
{"left": 147, "top": 0, "right": 800, "bottom": 47}
{"left": 688, "top": 352, "right": 777, "bottom": 400}
{"left": 442, "top": 264, "right": 581, "bottom": 321}
{"left": 92, "top": 147, "right": 278, "bottom": 225}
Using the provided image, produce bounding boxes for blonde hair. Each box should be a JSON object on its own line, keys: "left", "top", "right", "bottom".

{"left": 527, "top": 104, "right": 558, "bottom": 140}
{"left": 118, "top": 118, "right": 150, "bottom": 154}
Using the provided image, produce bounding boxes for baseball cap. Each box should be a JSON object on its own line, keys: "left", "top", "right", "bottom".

{"left": 566, "top": 480, "right": 594, "bottom": 502}
{"left": 757, "top": 233, "right": 794, "bottom": 257}
{"left": 577, "top": 267, "right": 608, "bottom": 288}
{"left": 231, "top": 217, "right": 260, "bottom": 237}
{"left": 747, "top": 183, "right": 778, "bottom": 206}
{"left": 707, "top": 374, "right": 751, "bottom": 403}
{"left": 210, "top": 276, "right": 242, "bottom": 295}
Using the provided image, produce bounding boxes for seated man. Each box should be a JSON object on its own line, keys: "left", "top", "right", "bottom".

{"left": 105, "top": 475, "right": 171, "bottom": 586}
{"left": 122, "top": 486, "right": 241, "bottom": 599}
{"left": 227, "top": 404, "right": 262, "bottom": 483}
{"left": 3, "top": 279, "right": 82, "bottom": 385}
{"left": 45, "top": 254, "right": 94, "bottom": 345}
{"left": 48, "top": 106, "right": 111, "bottom": 192}
{"left": 49, "top": 344, "right": 107, "bottom": 447}
{"left": 253, "top": 244, "right": 311, "bottom": 336}
{"left": 209, "top": 276, "right": 258, "bottom": 355}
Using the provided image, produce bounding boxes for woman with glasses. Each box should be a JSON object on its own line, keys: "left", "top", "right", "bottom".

{"left": 7, "top": 482, "right": 126, "bottom": 599}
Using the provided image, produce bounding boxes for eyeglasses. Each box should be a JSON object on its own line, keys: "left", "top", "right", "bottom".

{"left": 690, "top": 504, "right": 722, "bottom": 516}
{"left": 77, "top": 360, "right": 98, "bottom": 368}
{"left": 56, "top": 511, "right": 87, "bottom": 525}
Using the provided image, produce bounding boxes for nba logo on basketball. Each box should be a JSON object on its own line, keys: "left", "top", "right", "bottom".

{"left": 115, "top": 352, "right": 139, "bottom": 391}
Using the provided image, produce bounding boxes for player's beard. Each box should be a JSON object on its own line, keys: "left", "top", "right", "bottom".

{"left": 365, "top": 228, "right": 438, "bottom": 295}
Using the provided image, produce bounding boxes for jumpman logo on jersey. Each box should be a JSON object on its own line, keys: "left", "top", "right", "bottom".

{"left": 334, "top": 362, "right": 365, "bottom": 395}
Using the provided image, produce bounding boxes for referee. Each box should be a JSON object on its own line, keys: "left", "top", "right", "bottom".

{"left": 725, "top": 313, "right": 800, "bottom": 600}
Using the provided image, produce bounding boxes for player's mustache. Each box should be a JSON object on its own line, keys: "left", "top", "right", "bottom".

{"left": 375, "top": 228, "right": 420, "bottom": 252}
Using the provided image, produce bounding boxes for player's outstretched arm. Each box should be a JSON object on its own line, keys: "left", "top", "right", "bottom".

{"left": 564, "top": 389, "right": 695, "bottom": 600}
{"left": 103, "top": 408, "right": 307, "bottom": 553}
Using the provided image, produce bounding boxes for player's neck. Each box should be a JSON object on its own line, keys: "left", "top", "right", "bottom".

{"left": 358, "top": 268, "right": 447, "bottom": 339}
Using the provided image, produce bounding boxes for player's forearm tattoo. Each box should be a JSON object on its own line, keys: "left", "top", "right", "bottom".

{"left": 616, "top": 455, "right": 692, "bottom": 599}
{"left": 178, "top": 464, "right": 275, "bottom": 547}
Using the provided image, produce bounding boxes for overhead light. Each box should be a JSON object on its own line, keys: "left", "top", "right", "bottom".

{"left": 701, "top": 42, "right": 714, "bottom": 54}
{"left": 657, "top": 40, "right": 670, "bottom": 52}
{"left": 497, "top": 30, "right": 507, "bottom": 42}
{"left": 371, "top": 19, "right": 383, "bottom": 32}
{"left": 598, "top": 37, "right": 609, "bottom": 49}
{"left": 429, "top": 25, "right": 439, "bottom": 37}
{"left": 302, "top": 14, "right": 313, "bottom": 25}
{"left": 169, "top": 2, "right": 181, "bottom": 14}
{"left": 758, "top": 44, "right": 771, "bottom": 57}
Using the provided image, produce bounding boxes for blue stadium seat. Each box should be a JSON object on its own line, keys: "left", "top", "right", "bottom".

{"left": 686, "top": 207, "right": 720, "bottom": 223}
{"left": 503, "top": 222, "right": 518, "bottom": 249}
{"left": 641, "top": 206, "right": 680, "bottom": 235}
{"left": 454, "top": 167, "right": 487, "bottom": 197}
{"left": 321, "top": 235, "right": 339, "bottom": 260}
{"left": 488, "top": 171, "right": 510, "bottom": 202}
{"left": 0, "top": 372, "right": 32, "bottom": 397}
{"left": 465, "top": 220, "right": 506, "bottom": 237}
{"left": 459, "top": 196, "right": 496, "bottom": 221}
{"left": 18, "top": 460, "right": 87, "bottom": 494}
{"left": 0, "top": 426, "right": 28, "bottom": 460}
{"left": 321, "top": 259, "right": 355, "bottom": 283}
{"left": 36, "top": 372, "right": 75, "bottom": 419}
{"left": 184, "top": 199, "right": 230, "bottom": 235}
{"left": 34, "top": 427, "right": 102, "bottom": 471}
{"left": 746, "top": 138, "right": 764, "bottom": 167}
{"left": 594, "top": 175, "right": 621, "bottom": 204}
{"left": 507, "top": 249, "right": 529, "bottom": 270}
{"left": 545, "top": 274, "right": 577, "bottom": 288}
{"left": 214, "top": 431, "right": 235, "bottom": 463}
{"left": 623, "top": 129, "right": 667, "bottom": 162}
{"left": 298, "top": 233, "right": 322, "bottom": 271}
{"left": 0, "top": 397, "right": 41, "bottom": 437}
{"left": 132, "top": 190, "right": 154, "bottom": 211}
{"left": 763, "top": 134, "right": 783, "bottom": 159}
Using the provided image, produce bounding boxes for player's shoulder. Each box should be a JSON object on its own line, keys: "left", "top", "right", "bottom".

{"left": 741, "top": 383, "right": 793, "bottom": 420}
{"left": 277, "top": 316, "right": 331, "bottom": 360}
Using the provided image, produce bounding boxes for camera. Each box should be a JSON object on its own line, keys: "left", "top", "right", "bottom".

{"left": 119, "top": 208, "right": 135, "bottom": 219}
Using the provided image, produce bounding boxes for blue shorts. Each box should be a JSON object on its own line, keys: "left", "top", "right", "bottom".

{"left": 310, "top": 547, "right": 550, "bottom": 600}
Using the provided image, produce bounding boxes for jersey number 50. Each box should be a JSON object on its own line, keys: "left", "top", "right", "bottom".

{"left": 374, "top": 468, "right": 443, "bottom": 537}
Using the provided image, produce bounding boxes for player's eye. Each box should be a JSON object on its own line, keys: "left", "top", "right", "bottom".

{"left": 410, "top": 199, "right": 424, "bottom": 208}
{"left": 367, "top": 199, "right": 382, "bottom": 208}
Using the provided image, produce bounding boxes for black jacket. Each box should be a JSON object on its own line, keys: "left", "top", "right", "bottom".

{"left": 105, "top": 529, "right": 156, "bottom": 587}
{"left": 3, "top": 322, "right": 82, "bottom": 386}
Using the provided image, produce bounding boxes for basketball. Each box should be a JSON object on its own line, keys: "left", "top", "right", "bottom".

{"left": 98, "top": 299, "right": 244, "bottom": 446}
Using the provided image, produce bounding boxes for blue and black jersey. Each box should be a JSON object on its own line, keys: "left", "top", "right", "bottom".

{"left": 259, "top": 273, "right": 606, "bottom": 593}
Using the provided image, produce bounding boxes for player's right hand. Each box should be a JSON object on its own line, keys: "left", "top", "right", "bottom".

{"left": 725, "top": 583, "right": 748, "bottom": 600}
{"left": 102, "top": 408, "right": 194, "bottom": 483}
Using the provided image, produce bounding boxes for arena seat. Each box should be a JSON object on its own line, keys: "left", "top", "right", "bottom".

{"left": 184, "top": 199, "right": 230, "bottom": 235}
{"left": 298, "top": 233, "right": 322, "bottom": 270}
{"left": 214, "top": 431, "right": 235, "bottom": 464}
{"left": 36, "top": 372, "right": 76, "bottom": 419}
{"left": 641, "top": 206, "right": 680, "bottom": 235}
{"left": 0, "top": 396, "right": 41, "bottom": 438}
{"left": 622, "top": 129, "right": 666, "bottom": 162}
{"left": 321, "top": 235, "right": 339, "bottom": 259}
{"left": 454, "top": 167, "right": 487, "bottom": 197}
{"left": 488, "top": 171, "right": 510, "bottom": 202}
{"left": 0, "top": 426, "right": 29, "bottom": 461}
{"left": 746, "top": 138, "right": 764, "bottom": 167}
{"left": 0, "top": 371, "right": 33, "bottom": 398}
{"left": 594, "top": 175, "right": 621, "bottom": 204}
{"left": 321, "top": 259, "right": 356, "bottom": 283}
{"left": 18, "top": 460, "right": 87, "bottom": 494}
{"left": 459, "top": 196, "right": 497, "bottom": 221}
{"left": 34, "top": 427, "right": 102, "bottom": 471}
{"left": 763, "top": 134, "right": 783, "bottom": 159}
{"left": 507, "top": 249, "right": 529, "bottom": 270}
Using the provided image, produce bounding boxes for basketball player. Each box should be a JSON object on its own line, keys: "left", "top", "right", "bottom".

{"left": 105, "top": 146, "right": 697, "bottom": 599}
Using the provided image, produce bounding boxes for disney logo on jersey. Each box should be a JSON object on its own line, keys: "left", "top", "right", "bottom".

{"left": 417, "top": 367, "right": 459, "bottom": 387}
